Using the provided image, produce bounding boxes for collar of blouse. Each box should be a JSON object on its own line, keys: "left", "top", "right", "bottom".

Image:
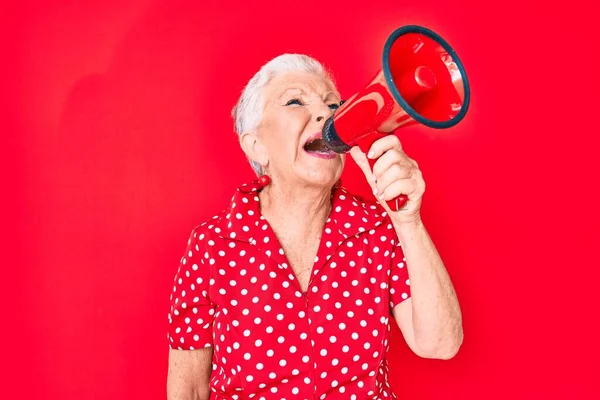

{"left": 213, "top": 178, "right": 389, "bottom": 248}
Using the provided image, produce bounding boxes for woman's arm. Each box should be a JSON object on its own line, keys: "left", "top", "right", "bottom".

{"left": 391, "top": 220, "right": 463, "bottom": 359}
{"left": 349, "top": 136, "right": 463, "bottom": 360}
{"left": 167, "top": 348, "right": 213, "bottom": 400}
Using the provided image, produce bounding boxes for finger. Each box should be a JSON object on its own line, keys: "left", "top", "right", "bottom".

{"left": 379, "top": 171, "right": 426, "bottom": 202}
{"left": 371, "top": 149, "right": 412, "bottom": 178}
{"left": 374, "top": 164, "right": 412, "bottom": 194}
{"left": 377, "top": 179, "right": 417, "bottom": 202}
{"left": 349, "top": 146, "right": 376, "bottom": 185}
{"left": 367, "top": 134, "right": 402, "bottom": 160}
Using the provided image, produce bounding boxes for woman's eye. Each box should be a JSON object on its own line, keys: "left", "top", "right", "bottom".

{"left": 285, "top": 99, "right": 303, "bottom": 106}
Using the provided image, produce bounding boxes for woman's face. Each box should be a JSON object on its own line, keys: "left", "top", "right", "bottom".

{"left": 253, "top": 71, "right": 345, "bottom": 188}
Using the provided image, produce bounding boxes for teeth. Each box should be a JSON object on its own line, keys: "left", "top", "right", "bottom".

{"left": 304, "top": 137, "right": 333, "bottom": 154}
{"left": 304, "top": 139, "right": 326, "bottom": 151}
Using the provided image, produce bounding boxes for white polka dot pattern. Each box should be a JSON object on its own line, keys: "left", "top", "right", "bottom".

{"left": 167, "top": 179, "right": 411, "bottom": 399}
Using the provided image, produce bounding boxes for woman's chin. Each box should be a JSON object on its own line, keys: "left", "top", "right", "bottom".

{"left": 300, "top": 166, "right": 342, "bottom": 188}
{"left": 290, "top": 151, "right": 344, "bottom": 185}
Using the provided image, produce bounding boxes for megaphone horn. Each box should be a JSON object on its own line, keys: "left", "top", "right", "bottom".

{"left": 323, "top": 25, "right": 471, "bottom": 211}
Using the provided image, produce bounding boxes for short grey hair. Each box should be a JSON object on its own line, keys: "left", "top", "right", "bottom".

{"left": 231, "top": 53, "right": 337, "bottom": 176}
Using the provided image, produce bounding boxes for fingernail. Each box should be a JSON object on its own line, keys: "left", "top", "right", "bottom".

{"left": 373, "top": 187, "right": 378, "bottom": 196}
{"left": 379, "top": 193, "right": 385, "bottom": 200}
{"left": 367, "top": 151, "right": 374, "bottom": 159}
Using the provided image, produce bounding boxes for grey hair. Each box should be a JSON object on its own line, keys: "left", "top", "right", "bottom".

{"left": 231, "top": 53, "right": 337, "bottom": 176}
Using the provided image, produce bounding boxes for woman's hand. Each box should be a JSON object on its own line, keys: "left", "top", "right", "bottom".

{"left": 350, "top": 135, "right": 425, "bottom": 225}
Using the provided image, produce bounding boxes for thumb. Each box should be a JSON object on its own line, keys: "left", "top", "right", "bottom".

{"left": 350, "top": 146, "right": 376, "bottom": 187}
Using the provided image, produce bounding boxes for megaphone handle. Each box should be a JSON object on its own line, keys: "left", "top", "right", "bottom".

{"left": 356, "top": 132, "right": 409, "bottom": 212}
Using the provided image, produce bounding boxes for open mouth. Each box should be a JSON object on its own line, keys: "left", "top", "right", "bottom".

{"left": 303, "top": 136, "right": 337, "bottom": 159}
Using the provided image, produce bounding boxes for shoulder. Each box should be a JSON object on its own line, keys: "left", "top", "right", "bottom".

{"left": 334, "top": 186, "right": 389, "bottom": 222}
{"left": 336, "top": 185, "right": 385, "bottom": 213}
{"left": 186, "top": 208, "right": 229, "bottom": 243}
{"left": 185, "top": 179, "right": 261, "bottom": 243}
{"left": 331, "top": 184, "right": 396, "bottom": 238}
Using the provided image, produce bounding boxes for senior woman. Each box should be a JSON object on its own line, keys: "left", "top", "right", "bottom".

{"left": 166, "top": 54, "right": 463, "bottom": 400}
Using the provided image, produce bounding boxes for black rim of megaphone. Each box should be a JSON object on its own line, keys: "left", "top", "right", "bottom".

{"left": 382, "top": 25, "right": 471, "bottom": 129}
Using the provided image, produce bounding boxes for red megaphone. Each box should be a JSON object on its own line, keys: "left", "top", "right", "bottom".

{"left": 322, "top": 25, "right": 471, "bottom": 211}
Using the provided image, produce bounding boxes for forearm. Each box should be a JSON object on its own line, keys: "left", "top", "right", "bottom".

{"left": 167, "top": 349, "right": 213, "bottom": 400}
{"left": 393, "top": 219, "right": 463, "bottom": 358}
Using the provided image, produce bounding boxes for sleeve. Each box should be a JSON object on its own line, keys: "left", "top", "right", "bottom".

{"left": 388, "top": 241, "right": 412, "bottom": 312}
{"left": 167, "top": 226, "right": 215, "bottom": 350}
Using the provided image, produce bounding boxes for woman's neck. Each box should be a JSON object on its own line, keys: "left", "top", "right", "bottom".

{"left": 258, "top": 180, "right": 333, "bottom": 238}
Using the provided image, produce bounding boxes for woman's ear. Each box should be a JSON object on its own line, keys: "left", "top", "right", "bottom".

{"left": 239, "top": 132, "right": 268, "bottom": 167}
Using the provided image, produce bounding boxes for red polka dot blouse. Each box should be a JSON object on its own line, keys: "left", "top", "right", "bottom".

{"left": 168, "top": 179, "right": 412, "bottom": 399}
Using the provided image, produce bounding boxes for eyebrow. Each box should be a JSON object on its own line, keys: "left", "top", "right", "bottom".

{"left": 278, "top": 88, "right": 339, "bottom": 102}
{"left": 278, "top": 88, "right": 304, "bottom": 100}
{"left": 323, "top": 92, "right": 338, "bottom": 101}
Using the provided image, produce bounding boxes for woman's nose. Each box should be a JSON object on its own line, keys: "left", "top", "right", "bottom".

{"left": 315, "top": 104, "right": 334, "bottom": 123}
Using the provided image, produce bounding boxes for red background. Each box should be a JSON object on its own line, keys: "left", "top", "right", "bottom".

{"left": 2, "top": 0, "right": 598, "bottom": 398}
